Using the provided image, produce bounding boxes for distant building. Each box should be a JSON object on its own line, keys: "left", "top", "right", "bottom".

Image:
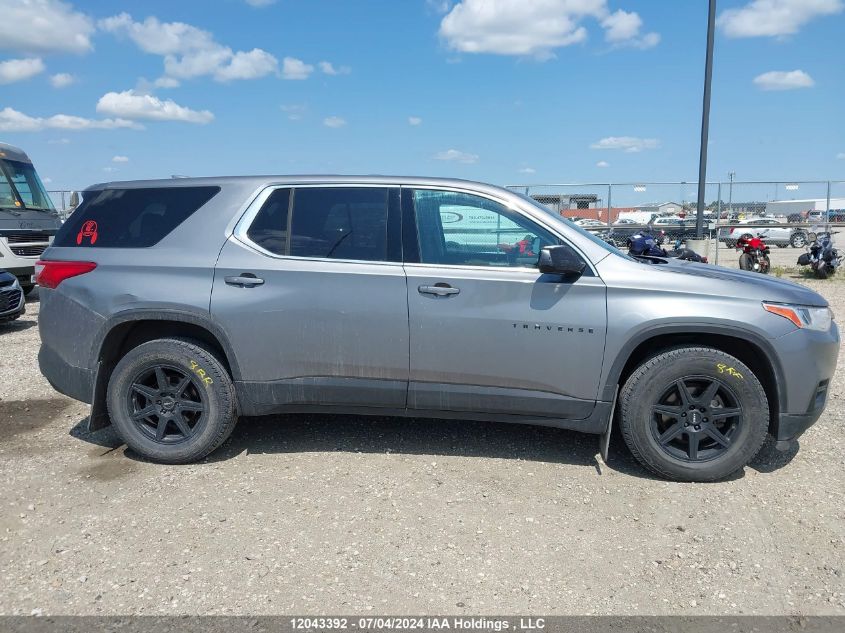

{"left": 634, "top": 202, "right": 683, "bottom": 216}
{"left": 765, "top": 198, "right": 845, "bottom": 216}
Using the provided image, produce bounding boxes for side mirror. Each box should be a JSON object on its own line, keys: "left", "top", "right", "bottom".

{"left": 69, "top": 191, "right": 80, "bottom": 208}
{"left": 538, "top": 245, "right": 586, "bottom": 277}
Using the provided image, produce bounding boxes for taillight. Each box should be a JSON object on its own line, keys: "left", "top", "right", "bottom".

{"left": 35, "top": 260, "right": 97, "bottom": 289}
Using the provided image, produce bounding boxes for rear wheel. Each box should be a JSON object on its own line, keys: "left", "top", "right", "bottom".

{"left": 107, "top": 338, "right": 237, "bottom": 464}
{"left": 815, "top": 265, "right": 830, "bottom": 280}
{"left": 620, "top": 347, "right": 769, "bottom": 482}
{"left": 790, "top": 232, "right": 807, "bottom": 248}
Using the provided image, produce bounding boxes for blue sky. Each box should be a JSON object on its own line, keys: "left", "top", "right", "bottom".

{"left": 1, "top": 0, "right": 843, "bottom": 195}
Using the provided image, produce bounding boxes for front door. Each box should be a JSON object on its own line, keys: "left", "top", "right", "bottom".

{"left": 403, "top": 188, "right": 607, "bottom": 419}
{"left": 212, "top": 185, "right": 409, "bottom": 411}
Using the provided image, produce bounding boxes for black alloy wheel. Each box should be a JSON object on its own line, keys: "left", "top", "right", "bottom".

{"left": 127, "top": 364, "right": 206, "bottom": 443}
{"left": 651, "top": 376, "right": 743, "bottom": 462}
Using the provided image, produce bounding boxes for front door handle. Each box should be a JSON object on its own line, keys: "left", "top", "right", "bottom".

{"left": 418, "top": 284, "right": 460, "bottom": 296}
{"left": 225, "top": 275, "right": 265, "bottom": 288}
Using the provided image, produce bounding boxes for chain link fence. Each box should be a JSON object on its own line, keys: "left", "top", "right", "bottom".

{"left": 510, "top": 180, "right": 845, "bottom": 268}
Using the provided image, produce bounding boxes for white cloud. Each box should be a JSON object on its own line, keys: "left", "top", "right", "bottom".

{"left": 323, "top": 116, "right": 347, "bottom": 128}
{"left": 752, "top": 69, "right": 814, "bottom": 90}
{"left": 49, "top": 72, "right": 75, "bottom": 88}
{"left": 281, "top": 104, "right": 307, "bottom": 120}
{"left": 434, "top": 149, "right": 479, "bottom": 164}
{"left": 282, "top": 57, "right": 314, "bottom": 80}
{"left": 590, "top": 136, "right": 660, "bottom": 152}
{"left": 518, "top": 167, "right": 536, "bottom": 174}
{"left": 96, "top": 90, "right": 214, "bottom": 124}
{"left": 0, "top": 106, "right": 140, "bottom": 132}
{"left": 601, "top": 10, "right": 660, "bottom": 48}
{"left": 0, "top": 57, "right": 45, "bottom": 84}
{"left": 0, "top": 0, "right": 94, "bottom": 55}
{"left": 427, "top": 0, "right": 453, "bottom": 13}
{"left": 215, "top": 49, "right": 278, "bottom": 81}
{"left": 112, "top": 155, "right": 129, "bottom": 163}
{"left": 596, "top": 160, "right": 610, "bottom": 168}
{"left": 837, "top": 152, "right": 845, "bottom": 160}
{"left": 408, "top": 116, "right": 423, "bottom": 126}
{"left": 438, "top": 0, "right": 658, "bottom": 58}
{"left": 245, "top": 0, "right": 276, "bottom": 6}
{"left": 48, "top": 137, "right": 70, "bottom": 144}
{"left": 718, "top": 0, "right": 843, "bottom": 38}
{"left": 99, "top": 13, "right": 278, "bottom": 82}
{"left": 318, "top": 61, "right": 351, "bottom": 75}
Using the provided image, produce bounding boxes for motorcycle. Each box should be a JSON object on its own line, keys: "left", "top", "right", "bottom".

{"left": 736, "top": 232, "right": 770, "bottom": 274}
{"left": 627, "top": 226, "right": 708, "bottom": 263}
{"left": 797, "top": 231, "right": 842, "bottom": 279}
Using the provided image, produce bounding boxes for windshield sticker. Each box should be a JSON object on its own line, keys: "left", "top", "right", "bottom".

{"left": 76, "top": 220, "right": 98, "bottom": 245}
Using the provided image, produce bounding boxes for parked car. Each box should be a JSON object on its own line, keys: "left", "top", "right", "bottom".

{"left": 0, "top": 268, "right": 25, "bottom": 324}
{"left": 574, "top": 218, "right": 604, "bottom": 227}
{"left": 719, "top": 217, "right": 808, "bottom": 248}
{"left": 0, "top": 142, "right": 62, "bottom": 295}
{"left": 808, "top": 209, "right": 845, "bottom": 224}
{"left": 37, "top": 176, "right": 838, "bottom": 482}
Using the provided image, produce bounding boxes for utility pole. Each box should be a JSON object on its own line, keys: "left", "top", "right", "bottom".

{"left": 727, "top": 171, "right": 735, "bottom": 216}
{"left": 695, "top": 0, "right": 717, "bottom": 238}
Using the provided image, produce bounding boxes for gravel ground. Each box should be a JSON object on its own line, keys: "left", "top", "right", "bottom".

{"left": 0, "top": 277, "right": 843, "bottom": 616}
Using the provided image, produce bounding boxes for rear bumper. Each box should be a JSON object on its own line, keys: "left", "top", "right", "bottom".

{"left": 38, "top": 344, "right": 94, "bottom": 404}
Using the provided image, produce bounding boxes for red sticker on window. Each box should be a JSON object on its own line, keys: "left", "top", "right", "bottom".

{"left": 76, "top": 220, "right": 98, "bottom": 245}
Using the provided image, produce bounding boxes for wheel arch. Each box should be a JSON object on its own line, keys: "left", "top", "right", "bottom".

{"left": 603, "top": 325, "right": 785, "bottom": 434}
{"left": 89, "top": 310, "right": 241, "bottom": 431}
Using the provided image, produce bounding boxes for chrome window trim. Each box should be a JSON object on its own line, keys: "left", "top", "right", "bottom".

{"left": 403, "top": 184, "right": 599, "bottom": 277}
{"left": 232, "top": 183, "right": 400, "bottom": 267}
{"left": 232, "top": 181, "right": 597, "bottom": 276}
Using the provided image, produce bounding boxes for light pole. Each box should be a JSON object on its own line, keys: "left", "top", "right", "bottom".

{"left": 727, "top": 171, "right": 735, "bottom": 216}
{"left": 695, "top": 0, "right": 717, "bottom": 238}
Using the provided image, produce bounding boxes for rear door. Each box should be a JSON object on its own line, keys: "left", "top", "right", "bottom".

{"left": 211, "top": 185, "right": 409, "bottom": 412}
{"left": 402, "top": 187, "right": 607, "bottom": 419}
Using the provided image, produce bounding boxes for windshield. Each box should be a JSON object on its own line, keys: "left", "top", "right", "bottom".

{"left": 514, "top": 191, "right": 630, "bottom": 258}
{"left": 0, "top": 159, "right": 55, "bottom": 211}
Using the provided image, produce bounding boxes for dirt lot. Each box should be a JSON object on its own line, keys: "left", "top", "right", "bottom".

{"left": 1, "top": 275, "right": 843, "bottom": 616}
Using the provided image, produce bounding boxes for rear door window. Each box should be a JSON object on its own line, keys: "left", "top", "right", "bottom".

{"left": 289, "top": 187, "right": 389, "bottom": 261}
{"left": 53, "top": 186, "right": 220, "bottom": 248}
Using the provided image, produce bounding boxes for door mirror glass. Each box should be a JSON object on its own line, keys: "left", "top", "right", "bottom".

{"left": 538, "top": 245, "right": 586, "bottom": 277}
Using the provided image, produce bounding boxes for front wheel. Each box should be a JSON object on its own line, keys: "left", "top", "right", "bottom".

{"left": 619, "top": 347, "right": 769, "bottom": 482}
{"left": 107, "top": 338, "right": 237, "bottom": 464}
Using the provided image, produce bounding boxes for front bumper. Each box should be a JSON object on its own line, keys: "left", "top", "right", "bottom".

{"left": 0, "top": 285, "right": 25, "bottom": 321}
{"left": 770, "top": 322, "right": 839, "bottom": 444}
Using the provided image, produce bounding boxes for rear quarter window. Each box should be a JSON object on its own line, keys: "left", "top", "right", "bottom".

{"left": 54, "top": 186, "right": 220, "bottom": 248}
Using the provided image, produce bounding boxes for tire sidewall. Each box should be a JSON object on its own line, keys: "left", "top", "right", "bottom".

{"left": 622, "top": 349, "right": 769, "bottom": 481}
{"left": 107, "top": 339, "right": 235, "bottom": 463}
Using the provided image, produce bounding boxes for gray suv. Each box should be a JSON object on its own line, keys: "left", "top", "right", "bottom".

{"left": 37, "top": 177, "right": 839, "bottom": 481}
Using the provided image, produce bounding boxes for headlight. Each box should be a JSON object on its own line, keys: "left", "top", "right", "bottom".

{"left": 763, "top": 302, "right": 833, "bottom": 331}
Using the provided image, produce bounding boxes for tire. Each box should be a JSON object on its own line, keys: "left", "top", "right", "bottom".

{"left": 22, "top": 284, "right": 36, "bottom": 297}
{"left": 107, "top": 338, "right": 237, "bottom": 464}
{"left": 738, "top": 253, "right": 753, "bottom": 271}
{"left": 620, "top": 347, "right": 769, "bottom": 482}
{"left": 815, "top": 265, "right": 829, "bottom": 280}
{"left": 790, "top": 232, "right": 807, "bottom": 248}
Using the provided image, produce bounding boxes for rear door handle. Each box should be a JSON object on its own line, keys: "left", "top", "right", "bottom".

{"left": 418, "top": 284, "right": 460, "bottom": 296}
{"left": 225, "top": 275, "right": 264, "bottom": 288}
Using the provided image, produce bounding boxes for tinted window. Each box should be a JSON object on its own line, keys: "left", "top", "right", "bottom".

{"left": 290, "top": 187, "right": 388, "bottom": 261}
{"left": 54, "top": 186, "right": 220, "bottom": 248}
{"left": 412, "top": 189, "right": 562, "bottom": 268}
{"left": 246, "top": 188, "right": 290, "bottom": 255}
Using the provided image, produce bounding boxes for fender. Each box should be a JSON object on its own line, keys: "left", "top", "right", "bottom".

{"left": 88, "top": 308, "right": 243, "bottom": 431}
{"left": 600, "top": 322, "right": 787, "bottom": 412}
